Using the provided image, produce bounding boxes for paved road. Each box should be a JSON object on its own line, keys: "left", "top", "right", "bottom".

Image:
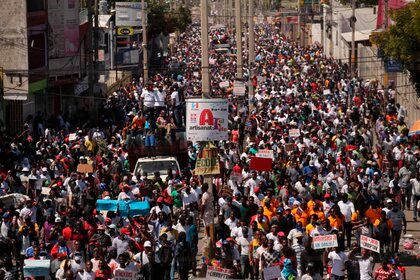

{"left": 193, "top": 209, "right": 420, "bottom": 279}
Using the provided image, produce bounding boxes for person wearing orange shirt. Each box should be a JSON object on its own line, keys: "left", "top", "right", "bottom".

{"left": 328, "top": 208, "right": 344, "bottom": 231}
{"left": 263, "top": 199, "right": 276, "bottom": 221}
{"left": 364, "top": 203, "right": 382, "bottom": 224}
{"left": 307, "top": 198, "right": 322, "bottom": 212}
{"left": 309, "top": 204, "right": 326, "bottom": 222}
{"left": 373, "top": 211, "right": 393, "bottom": 254}
{"left": 292, "top": 203, "right": 310, "bottom": 227}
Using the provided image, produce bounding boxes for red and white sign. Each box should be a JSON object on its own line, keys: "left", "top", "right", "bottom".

{"left": 186, "top": 99, "right": 229, "bottom": 142}
{"left": 360, "top": 235, "right": 380, "bottom": 253}
{"left": 289, "top": 129, "right": 300, "bottom": 138}
{"left": 114, "top": 269, "right": 137, "bottom": 280}
{"left": 312, "top": 234, "right": 338, "bottom": 249}
{"left": 256, "top": 149, "right": 274, "bottom": 159}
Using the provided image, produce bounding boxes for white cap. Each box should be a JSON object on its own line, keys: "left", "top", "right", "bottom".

{"left": 42, "top": 167, "right": 48, "bottom": 172}
{"left": 144, "top": 241, "right": 152, "bottom": 248}
{"left": 55, "top": 217, "right": 62, "bottom": 223}
{"left": 22, "top": 167, "right": 29, "bottom": 172}
{"left": 386, "top": 199, "right": 393, "bottom": 203}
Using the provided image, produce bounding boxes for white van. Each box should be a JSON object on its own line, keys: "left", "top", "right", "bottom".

{"left": 132, "top": 156, "right": 180, "bottom": 182}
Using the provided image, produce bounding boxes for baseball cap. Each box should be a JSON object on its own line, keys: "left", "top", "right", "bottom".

{"left": 386, "top": 199, "right": 393, "bottom": 204}
{"left": 144, "top": 241, "right": 152, "bottom": 248}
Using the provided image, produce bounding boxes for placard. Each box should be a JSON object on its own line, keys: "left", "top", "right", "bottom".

{"left": 312, "top": 234, "right": 338, "bottom": 249}
{"left": 250, "top": 156, "right": 272, "bottom": 171}
{"left": 68, "top": 133, "right": 77, "bottom": 141}
{"left": 206, "top": 266, "right": 237, "bottom": 279}
{"left": 264, "top": 265, "right": 281, "bottom": 280}
{"left": 219, "top": 81, "right": 230, "bottom": 88}
{"left": 23, "top": 259, "right": 51, "bottom": 277}
{"left": 289, "top": 129, "right": 300, "bottom": 138}
{"left": 360, "top": 235, "right": 380, "bottom": 253}
{"left": 186, "top": 99, "right": 229, "bottom": 142}
{"left": 195, "top": 144, "right": 220, "bottom": 175}
{"left": 96, "top": 200, "right": 150, "bottom": 217}
{"left": 114, "top": 269, "right": 137, "bottom": 280}
{"left": 77, "top": 163, "right": 94, "bottom": 173}
{"left": 284, "top": 143, "right": 295, "bottom": 153}
{"left": 256, "top": 149, "right": 274, "bottom": 159}
{"left": 233, "top": 80, "right": 246, "bottom": 96}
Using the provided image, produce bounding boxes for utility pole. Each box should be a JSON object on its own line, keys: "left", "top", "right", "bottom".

{"left": 235, "top": 0, "right": 243, "bottom": 79}
{"left": 201, "top": 0, "right": 210, "bottom": 98}
{"left": 94, "top": 0, "right": 99, "bottom": 87}
{"left": 298, "top": 0, "right": 302, "bottom": 46}
{"left": 87, "top": 0, "right": 94, "bottom": 97}
{"left": 350, "top": 0, "right": 356, "bottom": 77}
{"left": 248, "top": 0, "right": 255, "bottom": 111}
{"left": 141, "top": 0, "right": 148, "bottom": 84}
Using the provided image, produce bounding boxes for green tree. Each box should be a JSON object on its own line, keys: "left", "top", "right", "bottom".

{"left": 373, "top": 0, "right": 420, "bottom": 96}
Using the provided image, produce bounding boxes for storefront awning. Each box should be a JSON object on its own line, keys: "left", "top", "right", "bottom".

{"left": 341, "top": 30, "right": 372, "bottom": 43}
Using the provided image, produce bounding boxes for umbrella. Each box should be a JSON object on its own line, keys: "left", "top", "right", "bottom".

{"left": 408, "top": 120, "right": 420, "bottom": 136}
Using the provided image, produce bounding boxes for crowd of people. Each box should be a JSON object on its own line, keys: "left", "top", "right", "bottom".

{"left": 0, "top": 17, "right": 419, "bottom": 280}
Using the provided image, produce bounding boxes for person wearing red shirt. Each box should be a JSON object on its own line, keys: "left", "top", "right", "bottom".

{"left": 374, "top": 260, "right": 396, "bottom": 280}
{"left": 95, "top": 259, "right": 113, "bottom": 280}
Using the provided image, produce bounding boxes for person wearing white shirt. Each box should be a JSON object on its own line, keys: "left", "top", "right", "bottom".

{"left": 236, "top": 227, "right": 252, "bottom": 278}
{"left": 150, "top": 198, "right": 172, "bottom": 215}
{"left": 154, "top": 85, "right": 166, "bottom": 111}
{"left": 181, "top": 188, "right": 197, "bottom": 209}
{"left": 224, "top": 214, "right": 239, "bottom": 231}
{"left": 244, "top": 171, "right": 260, "bottom": 196}
{"left": 337, "top": 194, "right": 355, "bottom": 249}
{"left": 328, "top": 247, "right": 348, "bottom": 279}
{"left": 411, "top": 176, "right": 420, "bottom": 221}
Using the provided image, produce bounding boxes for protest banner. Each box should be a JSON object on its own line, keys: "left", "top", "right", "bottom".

{"left": 114, "top": 269, "right": 137, "bottom": 280}
{"left": 289, "top": 129, "right": 300, "bottom": 138}
{"left": 360, "top": 235, "right": 380, "bottom": 253}
{"left": 256, "top": 149, "right": 274, "bottom": 159}
{"left": 96, "top": 200, "right": 150, "bottom": 217}
{"left": 23, "top": 259, "right": 50, "bottom": 278}
{"left": 195, "top": 144, "right": 220, "bottom": 175}
{"left": 77, "top": 163, "right": 94, "bottom": 173}
{"left": 206, "top": 266, "right": 237, "bottom": 280}
{"left": 264, "top": 265, "right": 281, "bottom": 280}
{"left": 250, "top": 156, "right": 272, "bottom": 171}
{"left": 312, "top": 234, "right": 338, "bottom": 249}
{"left": 186, "top": 99, "right": 228, "bottom": 142}
{"left": 233, "top": 80, "right": 246, "bottom": 96}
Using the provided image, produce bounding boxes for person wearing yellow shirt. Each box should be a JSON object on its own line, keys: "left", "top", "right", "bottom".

{"left": 307, "top": 198, "right": 322, "bottom": 212}
{"left": 84, "top": 136, "right": 96, "bottom": 153}
{"left": 306, "top": 214, "right": 319, "bottom": 235}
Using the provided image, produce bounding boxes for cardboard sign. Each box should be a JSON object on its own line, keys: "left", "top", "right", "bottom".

{"left": 219, "top": 186, "right": 233, "bottom": 197}
{"left": 77, "top": 163, "right": 94, "bottom": 173}
{"left": 195, "top": 144, "right": 220, "bottom": 175}
{"left": 186, "top": 99, "right": 229, "bottom": 142}
{"left": 206, "top": 266, "right": 236, "bottom": 279}
{"left": 284, "top": 143, "right": 295, "bottom": 153}
{"left": 233, "top": 80, "right": 246, "bottom": 96}
{"left": 230, "top": 172, "right": 242, "bottom": 183}
{"left": 312, "top": 234, "right": 338, "bottom": 249}
{"left": 264, "top": 265, "right": 281, "bottom": 280}
{"left": 256, "top": 149, "right": 274, "bottom": 159}
{"left": 250, "top": 156, "right": 272, "bottom": 171}
{"left": 289, "top": 129, "right": 300, "bottom": 138}
{"left": 114, "top": 269, "right": 137, "bottom": 280}
{"left": 360, "top": 235, "right": 380, "bottom": 253}
{"left": 23, "top": 259, "right": 50, "bottom": 277}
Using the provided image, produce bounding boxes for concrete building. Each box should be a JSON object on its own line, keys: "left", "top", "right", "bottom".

{"left": 0, "top": 0, "right": 49, "bottom": 133}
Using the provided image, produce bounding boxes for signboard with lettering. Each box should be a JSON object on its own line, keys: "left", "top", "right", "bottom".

{"left": 360, "top": 235, "right": 380, "bottom": 253}
{"left": 289, "top": 129, "right": 300, "bottom": 138}
{"left": 256, "top": 149, "right": 274, "bottom": 159}
{"left": 114, "top": 269, "right": 137, "bottom": 280}
{"left": 195, "top": 144, "right": 220, "bottom": 175}
{"left": 117, "top": 27, "right": 134, "bottom": 36}
{"left": 206, "top": 266, "right": 237, "bottom": 279}
{"left": 233, "top": 80, "right": 246, "bottom": 96}
{"left": 186, "top": 99, "right": 229, "bottom": 142}
{"left": 312, "top": 234, "right": 338, "bottom": 249}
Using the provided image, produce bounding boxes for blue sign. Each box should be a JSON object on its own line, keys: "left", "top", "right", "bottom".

{"left": 96, "top": 199, "right": 150, "bottom": 217}
{"left": 385, "top": 59, "right": 402, "bottom": 73}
